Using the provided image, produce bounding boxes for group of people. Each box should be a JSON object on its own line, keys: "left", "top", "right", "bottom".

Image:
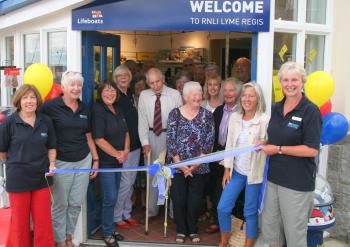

{"left": 0, "top": 58, "right": 322, "bottom": 247}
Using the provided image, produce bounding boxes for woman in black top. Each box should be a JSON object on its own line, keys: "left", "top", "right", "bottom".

{"left": 262, "top": 62, "right": 322, "bottom": 247}
{"left": 0, "top": 85, "right": 56, "bottom": 247}
{"left": 40, "top": 71, "right": 99, "bottom": 247}
{"left": 92, "top": 81, "right": 130, "bottom": 247}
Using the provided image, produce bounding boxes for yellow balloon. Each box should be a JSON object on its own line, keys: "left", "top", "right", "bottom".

{"left": 305, "top": 71, "right": 335, "bottom": 107}
{"left": 273, "top": 75, "right": 284, "bottom": 102}
{"left": 24, "top": 63, "right": 53, "bottom": 99}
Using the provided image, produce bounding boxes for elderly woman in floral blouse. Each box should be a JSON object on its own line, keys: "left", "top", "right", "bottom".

{"left": 166, "top": 81, "right": 214, "bottom": 244}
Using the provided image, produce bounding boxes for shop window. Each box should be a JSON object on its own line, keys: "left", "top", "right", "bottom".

{"left": 275, "top": 0, "right": 298, "bottom": 21}
{"left": 306, "top": 0, "right": 327, "bottom": 24}
{"left": 24, "top": 33, "right": 40, "bottom": 69}
{"left": 273, "top": 32, "right": 297, "bottom": 71}
{"left": 5, "top": 36, "right": 14, "bottom": 66}
{"left": 272, "top": 33, "right": 297, "bottom": 102}
{"left": 305, "top": 34, "right": 325, "bottom": 74}
{"left": 48, "top": 31, "right": 67, "bottom": 83}
{"left": 5, "top": 36, "right": 15, "bottom": 105}
{"left": 107, "top": 47, "right": 113, "bottom": 82}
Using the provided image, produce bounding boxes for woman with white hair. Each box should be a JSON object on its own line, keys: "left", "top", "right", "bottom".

{"left": 112, "top": 64, "right": 141, "bottom": 230}
{"left": 262, "top": 62, "right": 322, "bottom": 247}
{"left": 217, "top": 82, "right": 269, "bottom": 247}
{"left": 40, "top": 71, "right": 99, "bottom": 247}
{"left": 166, "top": 81, "right": 214, "bottom": 244}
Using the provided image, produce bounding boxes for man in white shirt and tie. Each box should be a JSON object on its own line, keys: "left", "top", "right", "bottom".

{"left": 138, "top": 68, "right": 182, "bottom": 218}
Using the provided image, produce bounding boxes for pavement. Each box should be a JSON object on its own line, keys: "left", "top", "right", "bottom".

{"left": 325, "top": 239, "right": 348, "bottom": 247}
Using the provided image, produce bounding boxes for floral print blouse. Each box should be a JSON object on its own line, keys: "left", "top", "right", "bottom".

{"left": 166, "top": 107, "right": 214, "bottom": 174}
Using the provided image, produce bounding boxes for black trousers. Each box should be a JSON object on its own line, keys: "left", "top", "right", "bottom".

{"left": 208, "top": 162, "right": 225, "bottom": 224}
{"left": 170, "top": 173, "right": 207, "bottom": 235}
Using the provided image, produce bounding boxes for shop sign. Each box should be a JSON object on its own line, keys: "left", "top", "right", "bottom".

{"left": 72, "top": 0, "right": 270, "bottom": 32}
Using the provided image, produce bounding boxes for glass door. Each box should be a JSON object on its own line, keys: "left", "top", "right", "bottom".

{"left": 81, "top": 31, "right": 120, "bottom": 236}
{"left": 82, "top": 31, "right": 120, "bottom": 107}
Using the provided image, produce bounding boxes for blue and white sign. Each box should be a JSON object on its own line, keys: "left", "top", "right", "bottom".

{"left": 72, "top": 0, "right": 270, "bottom": 32}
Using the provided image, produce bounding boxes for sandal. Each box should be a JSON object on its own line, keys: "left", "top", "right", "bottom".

{"left": 104, "top": 235, "right": 118, "bottom": 247}
{"left": 113, "top": 231, "right": 124, "bottom": 241}
{"left": 175, "top": 233, "right": 186, "bottom": 244}
{"left": 189, "top": 233, "right": 201, "bottom": 243}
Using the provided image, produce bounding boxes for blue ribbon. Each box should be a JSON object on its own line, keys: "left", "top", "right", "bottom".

{"left": 52, "top": 145, "right": 263, "bottom": 204}
{"left": 258, "top": 156, "right": 269, "bottom": 214}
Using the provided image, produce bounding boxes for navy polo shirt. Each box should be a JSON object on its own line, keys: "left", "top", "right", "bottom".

{"left": 92, "top": 102, "right": 128, "bottom": 168}
{"left": 267, "top": 95, "right": 322, "bottom": 191}
{"left": 39, "top": 96, "right": 91, "bottom": 162}
{"left": 117, "top": 89, "right": 141, "bottom": 151}
{"left": 0, "top": 112, "right": 56, "bottom": 192}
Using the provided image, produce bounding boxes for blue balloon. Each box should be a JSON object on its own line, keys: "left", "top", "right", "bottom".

{"left": 321, "top": 112, "right": 349, "bottom": 145}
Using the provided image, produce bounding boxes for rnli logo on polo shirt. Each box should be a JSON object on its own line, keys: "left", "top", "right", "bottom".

{"left": 41, "top": 132, "right": 48, "bottom": 138}
{"left": 79, "top": 114, "right": 88, "bottom": 119}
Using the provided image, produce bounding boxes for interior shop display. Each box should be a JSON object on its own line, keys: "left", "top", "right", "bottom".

{"left": 3, "top": 67, "right": 20, "bottom": 88}
{"left": 158, "top": 47, "right": 207, "bottom": 63}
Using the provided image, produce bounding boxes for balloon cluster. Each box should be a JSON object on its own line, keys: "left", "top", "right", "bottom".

{"left": 304, "top": 71, "right": 348, "bottom": 145}
{"left": 23, "top": 63, "right": 62, "bottom": 102}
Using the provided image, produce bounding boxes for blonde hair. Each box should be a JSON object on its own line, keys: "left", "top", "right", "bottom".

{"left": 237, "top": 82, "right": 266, "bottom": 114}
{"left": 113, "top": 64, "right": 132, "bottom": 85}
{"left": 203, "top": 76, "right": 223, "bottom": 100}
{"left": 278, "top": 61, "right": 307, "bottom": 84}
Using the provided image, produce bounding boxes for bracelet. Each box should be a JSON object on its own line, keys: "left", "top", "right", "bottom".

{"left": 49, "top": 160, "right": 56, "bottom": 163}
{"left": 93, "top": 159, "right": 99, "bottom": 162}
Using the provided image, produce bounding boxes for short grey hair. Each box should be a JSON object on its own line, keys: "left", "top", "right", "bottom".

{"left": 183, "top": 81, "right": 202, "bottom": 96}
{"left": 113, "top": 64, "right": 132, "bottom": 84}
{"left": 61, "top": 71, "right": 84, "bottom": 87}
{"left": 223, "top": 77, "right": 242, "bottom": 96}
{"left": 145, "top": 67, "right": 165, "bottom": 83}
{"left": 278, "top": 61, "right": 307, "bottom": 84}
{"left": 237, "top": 82, "right": 266, "bottom": 114}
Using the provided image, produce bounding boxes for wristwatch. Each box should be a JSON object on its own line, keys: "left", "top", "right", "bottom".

{"left": 278, "top": 146, "right": 283, "bottom": 154}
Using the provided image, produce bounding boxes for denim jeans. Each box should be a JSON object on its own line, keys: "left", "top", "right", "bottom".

{"left": 217, "top": 171, "right": 261, "bottom": 238}
{"left": 99, "top": 172, "right": 121, "bottom": 236}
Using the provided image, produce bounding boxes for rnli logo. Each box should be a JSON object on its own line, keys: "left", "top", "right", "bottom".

{"left": 91, "top": 10, "right": 103, "bottom": 18}
{"left": 77, "top": 9, "right": 104, "bottom": 24}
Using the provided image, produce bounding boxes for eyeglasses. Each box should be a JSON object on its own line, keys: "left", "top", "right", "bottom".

{"left": 63, "top": 71, "right": 82, "bottom": 76}
{"left": 184, "top": 64, "right": 194, "bottom": 67}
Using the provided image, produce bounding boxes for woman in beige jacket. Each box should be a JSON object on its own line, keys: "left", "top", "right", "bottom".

{"left": 217, "top": 82, "right": 269, "bottom": 247}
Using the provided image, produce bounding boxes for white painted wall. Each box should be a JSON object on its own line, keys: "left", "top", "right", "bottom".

{"left": 331, "top": 0, "right": 350, "bottom": 120}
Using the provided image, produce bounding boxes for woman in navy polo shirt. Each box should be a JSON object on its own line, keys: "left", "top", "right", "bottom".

{"left": 262, "top": 62, "right": 322, "bottom": 247}
{"left": 40, "top": 71, "right": 99, "bottom": 247}
{"left": 92, "top": 81, "right": 130, "bottom": 247}
{"left": 0, "top": 85, "right": 56, "bottom": 247}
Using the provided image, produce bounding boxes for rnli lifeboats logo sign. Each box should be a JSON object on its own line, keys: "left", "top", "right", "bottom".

{"left": 76, "top": 10, "right": 104, "bottom": 24}
{"left": 72, "top": 0, "right": 270, "bottom": 32}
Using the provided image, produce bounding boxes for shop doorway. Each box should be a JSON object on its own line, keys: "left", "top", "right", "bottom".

{"left": 82, "top": 30, "right": 254, "bottom": 246}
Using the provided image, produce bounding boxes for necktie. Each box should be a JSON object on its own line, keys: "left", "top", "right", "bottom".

{"left": 153, "top": 93, "right": 162, "bottom": 136}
